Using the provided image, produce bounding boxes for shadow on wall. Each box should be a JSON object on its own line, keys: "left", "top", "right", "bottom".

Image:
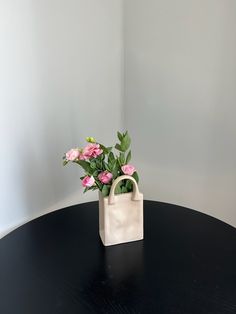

{"left": 124, "top": 0, "right": 236, "bottom": 227}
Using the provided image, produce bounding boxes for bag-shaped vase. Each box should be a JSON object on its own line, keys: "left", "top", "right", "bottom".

{"left": 99, "top": 175, "right": 143, "bottom": 246}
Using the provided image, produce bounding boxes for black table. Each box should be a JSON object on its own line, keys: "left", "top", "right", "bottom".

{"left": 0, "top": 201, "right": 236, "bottom": 314}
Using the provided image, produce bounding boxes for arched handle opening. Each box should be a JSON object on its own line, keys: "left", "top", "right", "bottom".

{"left": 108, "top": 175, "right": 142, "bottom": 205}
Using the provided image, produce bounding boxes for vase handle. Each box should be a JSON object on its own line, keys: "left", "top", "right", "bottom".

{"left": 108, "top": 175, "right": 142, "bottom": 205}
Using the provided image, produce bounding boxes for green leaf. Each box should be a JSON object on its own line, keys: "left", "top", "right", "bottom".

{"left": 108, "top": 161, "right": 113, "bottom": 172}
{"left": 104, "top": 147, "right": 112, "bottom": 154}
{"left": 112, "top": 159, "right": 117, "bottom": 169}
{"left": 104, "top": 163, "right": 111, "bottom": 171}
{"left": 126, "top": 150, "right": 131, "bottom": 164}
{"left": 63, "top": 160, "right": 69, "bottom": 166}
{"left": 90, "top": 161, "right": 96, "bottom": 169}
{"left": 98, "top": 144, "right": 106, "bottom": 153}
{"left": 99, "top": 144, "right": 112, "bottom": 155}
{"left": 117, "top": 131, "right": 123, "bottom": 142}
{"left": 92, "top": 170, "right": 98, "bottom": 177}
{"left": 119, "top": 152, "right": 125, "bottom": 165}
{"left": 108, "top": 152, "right": 115, "bottom": 163}
{"left": 95, "top": 180, "right": 103, "bottom": 190}
{"left": 84, "top": 185, "right": 98, "bottom": 193}
{"left": 112, "top": 160, "right": 119, "bottom": 179}
{"left": 77, "top": 160, "right": 92, "bottom": 174}
{"left": 95, "top": 159, "right": 103, "bottom": 170}
{"left": 115, "top": 143, "right": 124, "bottom": 152}
{"left": 121, "top": 186, "right": 128, "bottom": 193}
{"left": 120, "top": 132, "right": 131, "bottom": 152}
{"left": 115, "top": 181, "right": 122, "bottom": 194}
{"left": 132, "top": 171, "right": 139, "bottom": 183}
{"left": 83, "top": 187, "right": 90, "bottom": 193}
{"left": 125, "top": 179, "right": 133, "bottom": 191}
{"left": 102, "top": 185, "right": 110, "bottom": 197}
{"left": 108, "top": 159, "right": 116, "bottom": 172}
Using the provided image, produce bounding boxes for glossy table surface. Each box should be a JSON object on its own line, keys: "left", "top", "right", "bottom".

{"left": 0, "top": 201, "right": 236, "bottom": 314}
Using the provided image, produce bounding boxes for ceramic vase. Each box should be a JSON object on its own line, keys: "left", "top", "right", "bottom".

{"left": 99, "top": 175, "right": 144, "bottom": 246}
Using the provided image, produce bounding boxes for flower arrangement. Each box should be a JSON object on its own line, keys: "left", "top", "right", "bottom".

{"left": 63, "top": 131, "right": 139, "bottom": 197}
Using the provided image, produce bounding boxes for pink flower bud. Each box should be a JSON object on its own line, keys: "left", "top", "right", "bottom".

{"left": 121, "top": 164, "right": 136, "bottom": 176}
{"left": 98, "top": 171, "right": 113, "bottom": 184}
{"left": 82, "top": 144, "right": 103, "bottom": 159}
{"left": 66, "top": 148, "right": 80, "bottom": 161}
{"left": 82, "top": 176, "right": 95, "bottom": 187}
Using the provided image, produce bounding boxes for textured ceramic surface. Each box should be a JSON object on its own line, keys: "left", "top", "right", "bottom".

{"left": 99, "top": 175, "right": 143, "bottom": 246}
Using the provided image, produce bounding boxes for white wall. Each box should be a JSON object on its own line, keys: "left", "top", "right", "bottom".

{"left": 0, "top": 0, "right": 123, "bottom": 237}
{"left": 124, "top": 0, "right": 236, "bottom": 226}
{"left": 1, "top": 0, "right": 236, "bottom": 238}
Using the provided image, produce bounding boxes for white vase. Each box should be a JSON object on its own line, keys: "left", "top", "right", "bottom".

{"left": 99, "top": 175, "right": 144, "bottom": 246}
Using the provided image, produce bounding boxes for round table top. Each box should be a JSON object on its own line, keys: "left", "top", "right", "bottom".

{"left": 0, "top": 201, "right": 236, "bottom": 314}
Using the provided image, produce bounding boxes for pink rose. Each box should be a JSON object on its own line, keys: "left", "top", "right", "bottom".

{"left": 82, "top": 143, "right": 103, "bottom": 159}
{"left": 121, "top": 164, "right": 136, "bottom": 176}
{"left": 78, "top": 152, "right": 86, "bottom": 160}
{"left": 81, "top": 176, "right": 95, "bottom": 187}
{"left": 66, "top": 148, "right": 80, "bottom": 161}
{"left": 98, "top": 171, "right": 113, "bottom": 184}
